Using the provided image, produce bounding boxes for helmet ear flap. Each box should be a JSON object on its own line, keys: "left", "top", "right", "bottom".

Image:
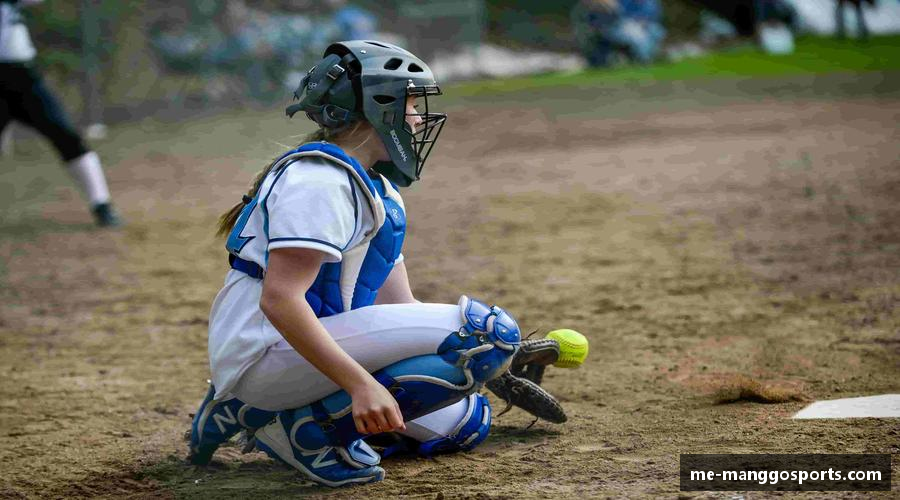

{"left": 286, "top": 53, "right": 359, "bottom": 127}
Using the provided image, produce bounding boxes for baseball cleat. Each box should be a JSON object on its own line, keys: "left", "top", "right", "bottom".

{"left": 92, "top": 202, "right": 123, "bottom": 227}
{"left": 188, "top": 384, "right": 275, "bottom": 465}
{"left": 254, "top": 411, "right": 385, "bottom": 487}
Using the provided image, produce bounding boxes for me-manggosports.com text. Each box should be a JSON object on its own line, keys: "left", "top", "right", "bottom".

{"left": 679, "top": 454, "right": 891, "bottom": 491}
{"left": 690, "top": 468, "right": 882, "bottom": 486}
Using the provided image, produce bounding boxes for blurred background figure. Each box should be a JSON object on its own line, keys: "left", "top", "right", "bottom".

{"left": 572, "top": 0, "right": 621, "bottom": 67}
{"left": 754, "top": 0, "right": 798, "bottom": 54}
{"left": 619, "top": 0, "right": 666, "bottom": 63}
{"left": 150, "top": 0, "right": 382, "bottom": 102}
{"left": 836, "top": 0, "right": 876, "bottom": 40}
{"left": 754, "top": 0, "right": 797, "bottom": 31}
{"left": 26, "top": 0, "right": 900, "bottom": 116}
{"left": 0, "top": 0, "right": 121, "bottom": 226}
{"left": 207, "top": 0, "right": 280, "bottom": 100}
{"left": 572, "top": 0, "right": 665, "bottom": 68}
{"left": 327, "top": 0, "right": 377, "bottom": 41}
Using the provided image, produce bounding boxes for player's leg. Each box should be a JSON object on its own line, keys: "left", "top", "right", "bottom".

{"left": 855, "top": 2, "right": 868, "bottom": 40}
{"left": 251, "top": 354, "right": 508, "bottom": 486}
{"left": 14, "top": 67, "right": 121, "bottom": 226}
{"left": 0, "top": 97, "right": 12, "bottom": 154}
{"left": 0, "top": 65, "right": 30, "bottom": 156}
{"left": 189, "top": 298, "right": 516, "bottom": 467}
{"left": 230, "top": 302, "right": 469, "bottom": 409}
{"left": 380, "top": 334, "right": 568, "bottom": 457}
{"left": 245, "top": 297, "right": 519, "bottom": 486}
{"left": 836, "top": 0, "right": 847, "bottom": 39}
{"left": 372, "top": 393, "right": 492, "bottom": 457}
{"left": 188, "top": 302, "right": 464, "bottom": 464}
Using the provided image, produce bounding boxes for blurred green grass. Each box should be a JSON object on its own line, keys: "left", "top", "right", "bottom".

{"left": 452, "top": 35, "right": 900, "bottom": 95}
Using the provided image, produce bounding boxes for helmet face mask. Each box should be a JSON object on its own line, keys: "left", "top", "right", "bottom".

{"left": 287, "top": 40, "right": 446, "bottom": 187}
{"left": 404, "top": 82, "right": 446, "bottom": 183}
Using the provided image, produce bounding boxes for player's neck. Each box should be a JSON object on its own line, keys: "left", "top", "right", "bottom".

{"left": 333, "top": 132, "right": 386, "bottom": 170}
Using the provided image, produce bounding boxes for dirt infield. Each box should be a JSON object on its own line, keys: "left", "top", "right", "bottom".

{"left": 0, "top": 74, "right": 898, "bottom": 498}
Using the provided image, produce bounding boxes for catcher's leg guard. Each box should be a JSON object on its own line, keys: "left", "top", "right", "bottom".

{"left": 368, "top": 393, "right": 492, "bottom": 458}
{"left": 254, "top": 296, "right": 520, "bottom": 486}
{"left": 253, "top": 354, "right": 480, "bottom": 486}
{"left": 189, "top": 384, "right": 275, "bottom": 465}
{"left": 415, "top": 393, "right": 492, "bottom": 456}
{"left": 436, "top": 295, "right": 521, "bottom": 383}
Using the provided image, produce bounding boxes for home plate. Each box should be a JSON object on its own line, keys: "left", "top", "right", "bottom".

{"left": 792, "top": 394, "right": 900, "bottom": 419}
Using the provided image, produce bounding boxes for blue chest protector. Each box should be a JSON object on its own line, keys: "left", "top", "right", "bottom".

{"left": 227, "top": 142, "right": 406, "bottom": 317}
{"left": 305, "top": 174, "right": 406, "bottom": 317}
{"left": 287, "top": 144, "right": 406, "bottom": 318}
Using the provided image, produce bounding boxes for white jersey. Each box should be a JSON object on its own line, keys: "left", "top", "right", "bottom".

{"left": 228, "top": 154, "right": 384, "bottom": 268}
{"left": 0, "top": 1, "right": 40, "bottom": 63}
{"left": 209, "top": 153, "right": 397, "bottom": 399}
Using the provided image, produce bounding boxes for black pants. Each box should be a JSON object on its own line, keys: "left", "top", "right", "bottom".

{"left": 836, "top": 0, "right": 869, "bottom": 39}
{"left": 0, "top": 62, "right": 88, "bottom": 161}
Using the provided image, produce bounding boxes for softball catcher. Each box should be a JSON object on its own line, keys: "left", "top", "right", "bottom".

{"left": 187, "top": 41, "right": 568, "bottom": 487}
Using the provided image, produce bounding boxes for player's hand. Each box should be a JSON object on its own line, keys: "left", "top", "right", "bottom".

{"left": 349, "top": 380, "right": 406, "bottom": 435}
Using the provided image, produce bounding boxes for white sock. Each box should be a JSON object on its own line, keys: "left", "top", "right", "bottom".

{"left": 67, "top": 151, "right": 111, "bottom": 205}
{"left": 400, "top": 397, "right": 470, "bottom": 442}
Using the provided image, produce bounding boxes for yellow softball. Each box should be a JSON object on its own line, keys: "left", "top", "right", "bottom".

{"left": 546, "top": 329, "right": 589, "bottom": 368}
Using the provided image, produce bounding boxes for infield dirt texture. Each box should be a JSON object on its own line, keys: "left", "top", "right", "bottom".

{"left": 0, "top": 69, "right": 898, "bottom": 498}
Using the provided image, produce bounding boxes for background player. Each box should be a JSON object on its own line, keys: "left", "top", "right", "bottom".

{"left": 0, "top": 0, "right": 121, "bottom": 226}
{"left": 188, "top": 41, "right": 520, "bottom": 486}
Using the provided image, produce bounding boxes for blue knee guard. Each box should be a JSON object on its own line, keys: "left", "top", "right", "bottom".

{"left": 254, "top": 296, "right": 520, "bottom": 486}
{"left": 437, "top": 295, "right": 521, "bottom": 383}
{"left": 188, "top": 384, "right": 275, "bottom": 465}
{"left": 417, "top": 393, "right": 492, "bottom": 456}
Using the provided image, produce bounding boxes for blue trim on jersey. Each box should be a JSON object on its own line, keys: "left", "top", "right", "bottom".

{"left": 344, "top": 170, "right": 359, "bottom": 251}
{"left": 269, "top": 237, "right": 343, "bottom": 253}
{"left": 225, "top": 201, "right": 257, "bottom": 255}
{"left": 260, "top": 158, "right": 299, "bottom": 265}
{"left": 259, "top": 144, "right": 380, "bottom": 265}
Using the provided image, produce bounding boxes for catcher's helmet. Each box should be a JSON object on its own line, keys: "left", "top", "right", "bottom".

{"left": 286, "top": 40, "right": 446, "bottom": 187}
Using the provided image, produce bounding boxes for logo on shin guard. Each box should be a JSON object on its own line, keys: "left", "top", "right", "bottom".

{"left": 308, "top": 449, "right": 339, "bottom": 469}
{"left": 212, "top": 407, "right": 238, "bottom": 433}
{"left": 289, "top": 418, "right": 339, "bottom": 469}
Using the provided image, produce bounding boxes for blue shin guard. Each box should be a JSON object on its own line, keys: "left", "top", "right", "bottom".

{"left": 254, "top": 295, "right": 520, "bottom": 487}
{"left": 377, "top": 393, "right": 493, "bottom": 458}
{"left": 416, "top": 393, "right": 492, "bottom": 456}
{"left": 188, "top": 384, "right": 276, "bottom": 465}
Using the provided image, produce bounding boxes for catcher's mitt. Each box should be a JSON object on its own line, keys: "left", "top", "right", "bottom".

{"left": 485, "top": 337, "right": 567, "bottom": 424}
{"left": 509, "top": 338, "right": 559, "bottom": 385}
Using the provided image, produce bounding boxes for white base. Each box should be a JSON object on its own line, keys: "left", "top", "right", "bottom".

{"left": 792, "top": 394, "right": 900, "bottom": 419}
